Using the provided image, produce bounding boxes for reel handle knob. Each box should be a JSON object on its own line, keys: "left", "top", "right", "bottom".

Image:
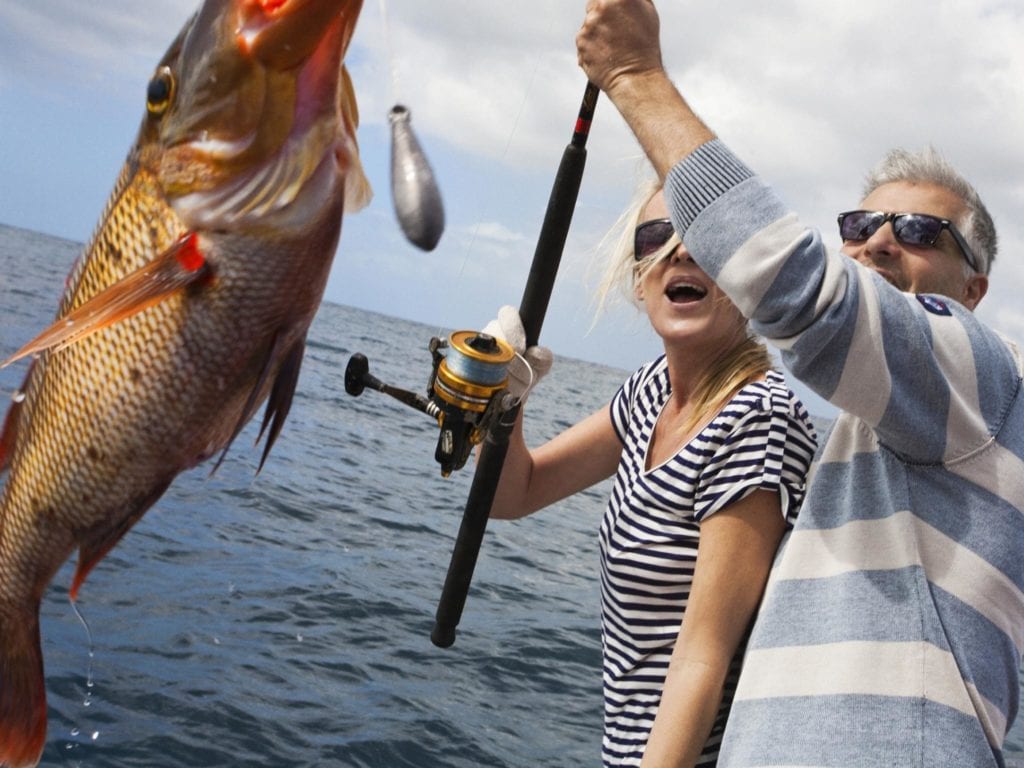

{"left": 344, "top": 353, "right": 384, "bottom": 396}
{"left": 343, "top": 353, "right": 441, "bottom": 421}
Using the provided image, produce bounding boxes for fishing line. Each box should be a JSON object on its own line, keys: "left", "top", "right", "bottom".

{"left": 510, "top": 350, "right": 537, "bottom": 406}
{"left": 375, "top": 0, "right": 551, "bottom": 340}
{"left": 434, "top": 48, "right": 545, "bottom": 340}
{"left": 373, "top": 1, "right": 551, "bottom": 408}
{"left": 376, "top": 0, "right": 400, "bottom": 105}
{"left": 443, "top": 340, "right": 511, "bottom": 386}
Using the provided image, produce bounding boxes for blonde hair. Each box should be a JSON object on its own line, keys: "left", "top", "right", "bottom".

{"left": 680, "top": 336, "right": 773, "bottom": 436}
{"left": 594, "top": 176, "right": 774, "bottom": 434}
{"left": 593, "top": 178, "right": 669, "bottom": 313}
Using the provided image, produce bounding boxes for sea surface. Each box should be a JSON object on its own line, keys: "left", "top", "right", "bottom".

{"left": 1, "top": 223, "right": 1023, "bottom": 766}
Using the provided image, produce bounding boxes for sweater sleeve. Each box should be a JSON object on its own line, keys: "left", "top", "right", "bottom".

{"left": 665, "top": 140, "right": 1022, "bottom": 463}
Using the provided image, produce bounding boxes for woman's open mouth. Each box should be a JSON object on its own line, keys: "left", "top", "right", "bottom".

{"left": 665, "top": 279, "right": 708, "bottom": 304}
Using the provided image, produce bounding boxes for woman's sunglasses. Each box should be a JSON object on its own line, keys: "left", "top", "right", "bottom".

{"left": 837, "top": 210, "right": 978, "bottom": 272}
{"left": 634, "top": 218, "right": 676, "bottom": 261}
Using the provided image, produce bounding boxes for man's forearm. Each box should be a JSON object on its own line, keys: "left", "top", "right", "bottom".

{"left": 604, "top": 69, "right": 715, "bottom": 180}
{"left": 576, "top": 0, "right": 715, "bottom": 177}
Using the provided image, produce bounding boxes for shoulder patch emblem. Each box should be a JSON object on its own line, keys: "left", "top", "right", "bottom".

{"left": 916, "top": 294, "right": 952, "bottom": 316}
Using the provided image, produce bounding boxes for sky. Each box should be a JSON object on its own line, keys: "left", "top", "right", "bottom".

{"left": 2, "top": 0, "right": 1023, "bottom": 419}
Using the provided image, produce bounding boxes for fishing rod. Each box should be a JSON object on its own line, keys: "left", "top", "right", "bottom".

{"left": 344, "top": 80, "right": 599, "bottom": 647}
{"left": 432, "top": 81, "right": 599, "bottom": 647}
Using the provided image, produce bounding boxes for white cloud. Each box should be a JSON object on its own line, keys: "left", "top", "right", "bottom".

{"left": 0, "top": 1, "right": 194, "bottom": 84}
{"left": 3, "top": 0, "right": 1023, "bottom": 369}
{"left": 470, "top": 221, "right": 529, "bottom": 245}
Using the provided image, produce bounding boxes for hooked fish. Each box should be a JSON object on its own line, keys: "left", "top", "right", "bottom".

{"left": 0, "top": 0, "right": 370, "bottom": 764}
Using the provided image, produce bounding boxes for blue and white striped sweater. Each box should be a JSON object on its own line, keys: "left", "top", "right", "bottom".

{"left": 600, "top": 361, "right": 817, "bottom": 766}
{"left": 668, "top": 139, "right": 1024, "bottom": 767}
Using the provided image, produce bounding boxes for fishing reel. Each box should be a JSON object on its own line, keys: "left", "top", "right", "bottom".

{"left": 344, "top": 331, "right": 516, "bottom": 477}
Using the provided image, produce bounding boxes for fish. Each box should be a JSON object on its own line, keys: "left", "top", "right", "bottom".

{"left": 0, "top": 0, "right": 370, "bottom": 764}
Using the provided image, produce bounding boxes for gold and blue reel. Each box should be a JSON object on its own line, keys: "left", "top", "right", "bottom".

{"left": 432, "top": 331, "right": 514, "bottom": 414}
{"left": 342, "top": 330, "right": 516, "bottom": 477}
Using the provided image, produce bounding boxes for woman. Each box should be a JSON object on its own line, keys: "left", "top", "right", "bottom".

{"left": 487, "top": 184, "right": 818, "bottom": 767}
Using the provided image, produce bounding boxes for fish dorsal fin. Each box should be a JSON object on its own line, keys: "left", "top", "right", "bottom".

{"left": 208, "top": 330, "right": 305, "bottom": 476}
{"left": 256, "top": 337, "right": 305, "bottom": 472}
{"left": 1, "top": 233, "right": 210, "bottom": 369}
{"left": 340, "top": 66, "right": 372, "bottom": 213}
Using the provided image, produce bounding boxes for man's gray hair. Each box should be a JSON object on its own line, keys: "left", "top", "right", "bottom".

{"left": 863, "top": 147, "right": 997, "bottom": 275}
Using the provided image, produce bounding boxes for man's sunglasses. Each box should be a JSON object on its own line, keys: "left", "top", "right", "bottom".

{"left": 634, "top": 218, "right": 677, "bottom": 261}
{"left": 837, "top": 210, "right": 978, "bottom": 272}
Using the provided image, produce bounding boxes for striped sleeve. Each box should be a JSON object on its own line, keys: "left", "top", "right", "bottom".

{"left": 666, "top": 140, "right": 1021, "bottom": 463}
{"left": 694, "top": 378, "right": 816, "bottom": 522}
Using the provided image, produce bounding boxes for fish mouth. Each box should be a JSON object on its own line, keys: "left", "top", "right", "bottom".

{"left": 237, "top": 0, "right": 364, "bottom": 70}
{"left": 166, "top": 0, "right": 368, "bottom": 228}
{"left": 664, "top": 276, "right": 709, "bottom": 305}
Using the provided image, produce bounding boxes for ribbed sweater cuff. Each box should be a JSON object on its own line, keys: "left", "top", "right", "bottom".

{"left": 664, "top": 139, "right": 756, "bottom": 234}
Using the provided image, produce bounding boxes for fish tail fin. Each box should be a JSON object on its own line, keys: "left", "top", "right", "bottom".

{"left": 0, "top": 602, "right": 47, "bottom": 768}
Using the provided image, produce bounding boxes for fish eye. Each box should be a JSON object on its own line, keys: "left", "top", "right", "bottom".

{"left": 146, "top": 66, "right": 175, "bottom": 116}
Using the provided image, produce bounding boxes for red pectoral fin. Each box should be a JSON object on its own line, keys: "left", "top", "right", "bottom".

{"left": 1, "top": 232, "right": 210, "bottom": 368}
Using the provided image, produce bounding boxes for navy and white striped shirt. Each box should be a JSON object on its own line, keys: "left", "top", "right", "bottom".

{"left": 600, "top": 359, "right": 817, "bottom": 766}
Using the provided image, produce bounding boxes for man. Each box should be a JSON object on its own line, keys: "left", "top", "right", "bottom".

{"left": 576, "top": 1, "right": 1024, "bottom": 766}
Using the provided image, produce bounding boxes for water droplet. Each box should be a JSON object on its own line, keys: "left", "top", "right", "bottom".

{"left": 11, "top": 390, "right": 25, "bottom": 403}
{"left": 70, "top": 727, "right": 80, "bottom": 737}
{"left": 83, "top": 699, "right": 91, "bottom": 708}
{"left": 213, "top": 636, "right": 221, "bottom": 645}
{"left": 296, "top": 633, "right": 304, "bottom": 642}
{"left": 91, "top": 731, "right": 100, "bottom": 741}
{"left": 65, "top": 318, "right": 75, "bottom": 327}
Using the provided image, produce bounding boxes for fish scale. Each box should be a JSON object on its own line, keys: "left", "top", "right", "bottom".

{"left": 0, "top": 1, "right": 370, "bottom": 765}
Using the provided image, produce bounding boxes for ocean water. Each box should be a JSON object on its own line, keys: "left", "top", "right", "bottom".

{"left": 2, "top": 223, "right": 1023, "bottom": 766}
{"left": 0, "top": 224, "right": 614, "bottom": 767}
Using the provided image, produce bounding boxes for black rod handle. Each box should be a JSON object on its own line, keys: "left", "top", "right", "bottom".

{"left": 431, "top": 82, "right": 599, "bottom": 648}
